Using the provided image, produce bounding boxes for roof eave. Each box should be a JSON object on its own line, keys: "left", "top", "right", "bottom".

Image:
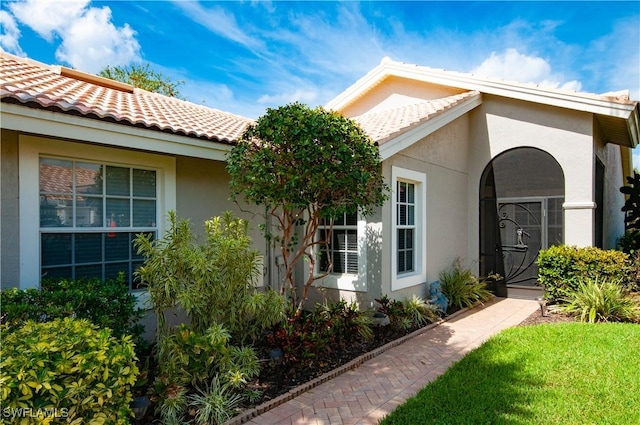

{"left": 1, "top": 102, "right": 233, "bottom": 161}
{"left": 328, "top": 60, "right": 638, "bottom": 121}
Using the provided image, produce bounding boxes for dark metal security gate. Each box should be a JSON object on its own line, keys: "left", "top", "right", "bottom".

{"left": 479, "top": 148, "right": 565, "bottom": 296}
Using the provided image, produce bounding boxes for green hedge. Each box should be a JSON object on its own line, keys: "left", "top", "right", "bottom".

{"left": 1, "top": 318, "right": 138, "bottom": 424}
{"left": 0, "top": 275, "right": 144, "bottom": 342}
{"left": 537, "top": 245, "right": 631, "bottom": 302}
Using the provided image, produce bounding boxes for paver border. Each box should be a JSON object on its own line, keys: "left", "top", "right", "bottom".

{"left": 224, "top": 300, "right": 492, "bottom": 425}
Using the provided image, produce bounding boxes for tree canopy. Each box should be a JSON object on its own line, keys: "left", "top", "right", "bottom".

{"left": 99, "top": 63, "right": 183, "bottom": 98}
{"left": 227, "top": 102, "right": 388, "bottom": 317}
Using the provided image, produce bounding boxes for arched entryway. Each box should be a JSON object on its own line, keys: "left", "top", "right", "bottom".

{"left": 480, "top": 148, "right": 565, "bottom": 296}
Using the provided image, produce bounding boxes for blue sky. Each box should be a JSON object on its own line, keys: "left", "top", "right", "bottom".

{"left": 1, "top": 1, "right": 639, "bottom": 165}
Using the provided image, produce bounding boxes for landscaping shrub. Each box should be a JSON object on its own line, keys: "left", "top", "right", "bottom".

{"left": 375, "top": 295, "right": 440, "bottom": 331}
{"left": 439, "top": 262, "right": 493, "bottom": 312}
{"left": 537, "top": 245, "right": 632, "bottom": 302}
{"left": 559, "top": 278, "right": 640, "bottom": 323}
{"left": 0, "top": 318, "right": 138, "bottom": 424}
{"left": 135, "top": 211, "right": 284, "bottom": 346}
{"left": 135, "top": 212, "right": 276, "bottom": 424}
{"left": 152, "top": 323, "right": 260, "bottom": 424}
{"left": 0, "top": 274, "right": 144, "bottom": 345}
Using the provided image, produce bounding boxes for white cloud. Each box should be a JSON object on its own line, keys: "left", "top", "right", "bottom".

{"left": 7, "top": 0, "right": 140, "bottom": 73}
{"left": 172, "top": 1, "right": 263, "bottom": 51}
{"left": 634, "top": 148, "right": 640, "bottom": 171}
{"left": 55, "top": 6, "right": 140, "bottom": 73}
{"left": 0, "top": 10, "right": 25, "bottom": 56}
{"left": 472, "top": 48, "right": 582, "bottom": 91}
{"left": 9, "top": 0, "right": 88, "bottom": 42}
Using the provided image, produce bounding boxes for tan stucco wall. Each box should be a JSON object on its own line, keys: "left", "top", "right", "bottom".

{"left": 175, "top": 156, "right": 266, "bottom": 252}
{"left": 1, "top": 129, "right": 20, "bottom": 288}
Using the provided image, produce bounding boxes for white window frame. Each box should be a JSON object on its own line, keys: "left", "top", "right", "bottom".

{"left": 18, "top": 135, "right": 176, "bottom": 293}
{"left": 391, "top": 166, "right": 427, "bottom": 290}
{"left": 312, "top": 213, "right": 368, "bottom": 292}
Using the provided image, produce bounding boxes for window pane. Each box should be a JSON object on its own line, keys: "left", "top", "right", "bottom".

{"left": 406, "top": 228, "right": 414, "bottom": 249}
{"left": 345, "top": 212, "right": 357, "bottom": 226}
{"left": 76, "top": 196, "right": 103, "bottom": 227}
{"left": 407, "top": 183, "right": 415, "bottom": 203}
{"left": 75, "top": 233, "right": 102, "bottom": 264}
{"left": 398, "top": 229, "right": 405, "bottom": 249}
{"left": 106, "top": 166, "right": 130, "bottom": 196}
{"left": 40, "top": 158, "right": 72, "bottom": 194}
{"left": 346, "top": 230, "right": 357, "bottom": 251}
{"left": 399, "top": 205, "right": 407, "bottom": 225}
{"left": 332, "top": 252, "right": 344, "bottom": 273}
{"left": 398, "top": 250, "right": 406, "bottom": 273}
{"left": 133, "top": 200, "right": 156, "bottom": 227}
{"left": 398, "top": 182, "right": 406, "bottom": 202}
{"left": 40, "top": 195, "right": 72, "bottom": 227}
{"left": 41, "top": 266, "right": 72, "bottom": 280}
{"left": 133, "top": 169, "right": 156, "bottom": 197}
{"left": 106, "top": 232, "right": 130, "bottom": 261}
{"left": 76, "top": 264, "right": 103, "bottom": 280}
{"left": 105, "top": 262, "right": 130, "bottom": 283}
{"left": 107, "top": 199, "right": 130, "bottom": 227}
{"left": 406, "top": 249, "right": 414, "bottom": 272}
{"left": 76, "top": 162, "right": 103, "bottom": 194}
{"left": 41, "top": 233, "right": 71, "bottom": 266}
{"left": 346, "top": 253, "right": 358, "bottom": 274}
{"left": 408, "top": 205, "right": 415, "bottom": 226}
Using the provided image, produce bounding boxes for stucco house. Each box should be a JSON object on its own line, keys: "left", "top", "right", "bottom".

{"left": 1, "top": 53, "right": 638, "bottom": 309}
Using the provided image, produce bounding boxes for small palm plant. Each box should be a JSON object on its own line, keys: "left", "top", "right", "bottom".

{"left": 439, "top": 261, "right": 493, "bottom": 311}
{"left": 560, "top": 278, "right": 640, "bottom": 323}
{"left": 402, "top": 295, "right": 439, "bottom": 326}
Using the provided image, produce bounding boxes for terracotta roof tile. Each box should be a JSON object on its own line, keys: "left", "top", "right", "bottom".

{"left": 1, "top": 52, "right": 253, "bottom": 144}
{"left": 353, "top": 91, "right": 480, "bottom": 145}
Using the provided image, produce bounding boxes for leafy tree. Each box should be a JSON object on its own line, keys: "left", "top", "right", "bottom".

{"left": 227, "top": 102, "right": 388, "bottom": 318}
{"left": 99, "top": 63, "right": 183, "bottom": 97}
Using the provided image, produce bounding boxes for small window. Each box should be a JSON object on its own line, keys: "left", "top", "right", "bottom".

{"left": 391, "top": 167, "right": 426, "bottom": 290}
{"left": 317, "top": 212, "right": 358, "bottom": 274}
{"left": 39, "top": 157, "right": 157, "bottom": 289}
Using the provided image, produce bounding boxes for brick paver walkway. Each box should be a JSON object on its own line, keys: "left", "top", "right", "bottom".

{"left": 244, "top": 297, "right": 539, "bottom": 425}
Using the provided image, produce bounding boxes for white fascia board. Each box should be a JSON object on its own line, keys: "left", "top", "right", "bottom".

{"left": 328, "top": 61, "right": 637, "bottom": 120}
{"left": 379, "top": 93, "right": 482, "bottom": 161}
{"left": 1, "top": 103, "right": 231, "bottom": 161}
{"left": 627, "top": 105, "right": 640, "bottom": 148}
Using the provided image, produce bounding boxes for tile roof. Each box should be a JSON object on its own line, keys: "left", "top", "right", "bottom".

{"left": 0, "top": 52, "right": 253, "bottom": 144}
{"left": 353, "top": 91, "right": 480, "bottom": 145}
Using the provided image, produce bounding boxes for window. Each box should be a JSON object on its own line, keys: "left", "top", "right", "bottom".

{"left": 39, "top": 158, "right": 157, "bottom": 289}
{"left": 391, "top": 167, "right": 426, "bottom": 290}
{"left": 396, "top": 182, "right": 415, "bottom": 274}
{"left": 19, "top": 136, "right": 176, "bottom": 291}
{"left": 318, "top": 212, "right": 358, "bottom": 274}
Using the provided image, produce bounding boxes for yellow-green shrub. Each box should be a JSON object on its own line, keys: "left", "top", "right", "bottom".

{"left": 537, "top": 245, "right": 631, "bottom": 302}
{"left": 1, "top": 318, "right": 138, "bottom": 425}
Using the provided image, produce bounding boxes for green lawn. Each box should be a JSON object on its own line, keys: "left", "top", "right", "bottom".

{"left": 380, "top": 323, "right": 640, "bottom": 425}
